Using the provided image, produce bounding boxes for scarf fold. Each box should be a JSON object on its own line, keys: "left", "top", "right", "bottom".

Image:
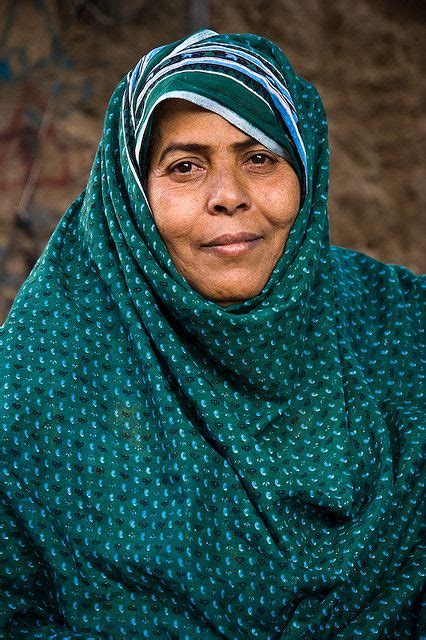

{"left": 1, "top": 29, "right": 424, "bottom": 640}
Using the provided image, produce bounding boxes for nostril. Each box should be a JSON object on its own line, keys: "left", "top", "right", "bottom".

{"left": 210, "top": 200, "right": 250, "bottom": 215}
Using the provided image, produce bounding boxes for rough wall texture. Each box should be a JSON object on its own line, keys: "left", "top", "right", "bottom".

{"left": 0, "top": 0, "right": 424, "bottom": 322}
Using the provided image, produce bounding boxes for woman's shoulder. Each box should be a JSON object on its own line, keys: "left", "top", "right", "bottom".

{"left": 330, "top": 245, "right": 424, "bottom": 311}
{"left": 330, "top": 245, "right": 424, "bottom": 344}
{"left": 330, "top": 246, "right": 424, "bottom": 408}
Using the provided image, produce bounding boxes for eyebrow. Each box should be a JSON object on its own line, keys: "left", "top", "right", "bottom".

{"left": 157, "top": 137, "right": 263, "bottom": 165}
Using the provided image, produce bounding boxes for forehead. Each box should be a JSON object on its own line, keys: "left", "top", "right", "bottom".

{"left": 151, "top": 98, "right": 253, "bottom": 147}
{"left": 153, "top": 98, "right": 205, "bottom": 121}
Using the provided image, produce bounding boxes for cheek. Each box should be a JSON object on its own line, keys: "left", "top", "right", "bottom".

{"left": 259, "top": 177, "right": 301, "bottom": 227}
{"left": 147, "top": 182, "right": 199, "bottom": 245}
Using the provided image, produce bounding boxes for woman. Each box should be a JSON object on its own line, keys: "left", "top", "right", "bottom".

{"left": 0, "top": 29, "right": 424, "bottom": 639}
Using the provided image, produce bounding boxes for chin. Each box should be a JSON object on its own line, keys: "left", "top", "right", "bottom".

{"left": 205, "top": 285, "right": 263, "bottom": 306}
{"left": 187, "top": 271, "right": 268, "bottom": 305}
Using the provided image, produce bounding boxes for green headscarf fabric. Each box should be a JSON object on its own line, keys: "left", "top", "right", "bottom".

{"left": 1, "top": 29, "right": 424, "bottom": 640}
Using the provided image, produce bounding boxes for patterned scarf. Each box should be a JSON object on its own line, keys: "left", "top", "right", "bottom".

{"left": 1, "top": 29, "right": 424, "bottom": 639}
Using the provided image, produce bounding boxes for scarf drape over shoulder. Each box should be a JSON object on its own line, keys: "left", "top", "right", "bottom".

{"left": 1, "top": 29, "right": 424, "bottom": 640}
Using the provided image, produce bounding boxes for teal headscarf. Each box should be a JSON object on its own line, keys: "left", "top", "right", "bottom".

{"left": 1, "top": 30, "right": 424, "bottom": 639}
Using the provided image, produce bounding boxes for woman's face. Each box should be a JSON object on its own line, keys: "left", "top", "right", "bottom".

{"left": 146, "top": 99, "right": 301, "bottom": 307}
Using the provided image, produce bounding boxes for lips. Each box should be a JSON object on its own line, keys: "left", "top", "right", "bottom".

{"left": 201, "top": 232, "right": 262, "bottom": 247}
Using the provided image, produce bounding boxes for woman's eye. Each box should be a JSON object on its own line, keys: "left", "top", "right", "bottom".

{"left": 249, "top": 153, "right": 274, "bottom": 165}
{"left": 171, "top": 161, "right": 195, "bottom": 174}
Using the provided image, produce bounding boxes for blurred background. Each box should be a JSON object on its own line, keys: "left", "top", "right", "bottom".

{"left": 0, "top": 0, "right": 425, "bottom": 323}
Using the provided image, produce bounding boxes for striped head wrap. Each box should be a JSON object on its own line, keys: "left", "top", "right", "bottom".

{"left": 124, "top": 29, "right": 308, "bottom": 201}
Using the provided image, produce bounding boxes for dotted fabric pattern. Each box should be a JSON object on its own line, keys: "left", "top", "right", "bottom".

{"left": 1, "top": 30, "right": 425, "bottom": 640}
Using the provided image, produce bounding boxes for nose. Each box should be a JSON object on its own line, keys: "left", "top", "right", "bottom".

{"left": 206, "top": 166, "right": 251, "bottom": 215}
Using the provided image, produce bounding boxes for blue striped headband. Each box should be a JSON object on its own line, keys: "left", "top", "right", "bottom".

{"left": 124, "top": 30, "right": 308, "bottom": 199}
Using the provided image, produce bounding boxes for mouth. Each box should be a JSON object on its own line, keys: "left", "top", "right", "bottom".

{"left": 200, "top": 237, "right": 263, "bottom": 256}
{"left": 200, "top": 232, "right": 263, "bottom": 256}
{"left": 201, "top": 232, "right": 262, "bottom": 247}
